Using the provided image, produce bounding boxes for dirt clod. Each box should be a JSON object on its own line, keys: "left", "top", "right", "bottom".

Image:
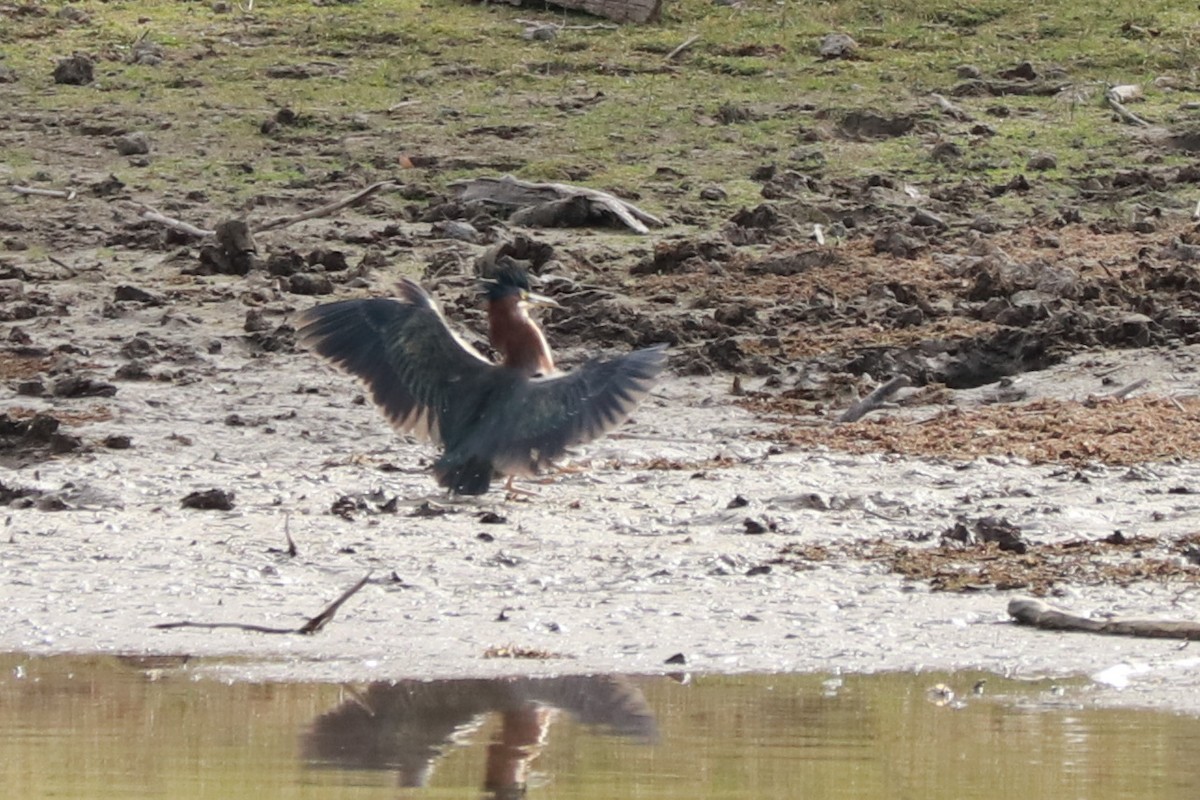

{"left": 181, "top": 488, "right": 236, "bottom": 511}
{"left": 52, "top": 54, "right": 93, "bottom": 85}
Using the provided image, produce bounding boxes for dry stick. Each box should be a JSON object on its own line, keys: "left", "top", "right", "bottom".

{"left": 666, "top": 34, "right": 700, "bottom": 61}
{"left": 11, "top": 185, "right": 78, "bottom": 200}
{"left": 284, "top": 514, "right": 298, "bottom": 557}
{"left": 1105, "top": 90, "right": 1151, "bottom": 127}
{"left": 1009, "top": 597, "right": 1200, "bottom": 641}
{"left": 137, "top": 206, "right": 215, "bottom": 238}
{"left": 153, "top": 573, "right": 371, "bottom": 635}
{"left": 132, "top": 181, "right": 395, "bottom": 240}
{"left": 1109, "top": 377, "right": 1150, "bottom": 399}
{"left": 930, "top": 92, "right": 972, "bottom": 122}
{"left": 838, "top": 375, "right": 912, "bottom": 424}
{"left": 253, "top": 180, "right": 394, "bottom": 233}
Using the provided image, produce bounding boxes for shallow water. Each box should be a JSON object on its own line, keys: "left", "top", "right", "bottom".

{"left": 2, "top": 654, "right": 1198, "bottom": 799}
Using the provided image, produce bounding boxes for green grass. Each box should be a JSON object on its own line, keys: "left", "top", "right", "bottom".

{"left": 3, "top": 0, "right": 1196, "bottom": 219}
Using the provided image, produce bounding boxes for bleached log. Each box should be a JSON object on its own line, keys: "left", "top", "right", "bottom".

{"left": 451, "top": 174, "right": 663, "bottom": 234}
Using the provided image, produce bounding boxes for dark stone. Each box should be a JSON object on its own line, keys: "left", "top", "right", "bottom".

{"left": 287, "top": 273, "right": 334, "bottom": 295}
{"left": 53, "top": 54, "right": 93, "bottom": 85}
{"left": 181, "top": 488, "right": 235, "bottom": 511}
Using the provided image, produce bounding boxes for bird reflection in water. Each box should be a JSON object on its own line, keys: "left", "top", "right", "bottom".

{"left": 303, "top": 674, "right": 657, "bottom": 798}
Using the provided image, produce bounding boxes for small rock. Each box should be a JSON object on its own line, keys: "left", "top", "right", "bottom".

{"left": 115, "top": 131, "right": 152, "bottom": 154}
{"left": 244, "top": 309, "right": 272, "bottom": 333}
{"left": 430, "top": 220, "right": 480, "bottom": 243}
{"left": 114, "top": 284, "right": 161, "bottom": 303}
{"left": 306, "top": 248, "right": 349, "bottom": 272}
{"left": 930, "top": 141, "right": 962, "bottom": 162}
{"left": 266, "top": 250, "right": 306, "bottom": 276}
{"left": 90, "top": 174, "right": 125, "bottom": 197}
{"left": 726, "top": 494, "right": 749, "bottom": 509}
{"left": 287, "top": 273, "right": 334, "bottom": 295}
{"left": 15, "top": 379, "right": 44, "bottom": 397}
{"left": 956, "top": 64, "right": 982, "bottom": 79}
{"left": 102, "top": 434, "right": 132, "bottom": 449}
{"left": 664, "top": 652, "right": 687, "bottom": 665}
{"left": 57, "top": 6, "right": 90, "bottom": 23}
{"left": 130, "top": 39, "right": 164, "bottom": 66}
{"left": 52, "top": 375, "right": 117, "bottom": 398}
{"left": 114, "top": 361, "right": 152, "bottom": 381}
{"left": 911, "top": 209, "right": 948, "bottom": 229}
{"left": 1026, "top": 152, "right": 1057, "bottom": 171}
{"left": 699, "top": 185, "right": 727, "bottom": 201}
{"left": 181, "top": 488, "right": 235, "bottom": 511}
{"left": 53, "top": 54, "right": 93, "bottom": 85}
{"left": 999, "top": 61, "right": 1037, "bottom": 80}
{"left": 120, "top": 336, "right": 157, "bottom": 359}
{"left": 819, "top": 32, "right": 858, "bottom": 59}
{"left": 743, "top": 518, "right": 768, "bottom": 535}
{"left": 0, "top": 65, "right": 17, "bottom": 84}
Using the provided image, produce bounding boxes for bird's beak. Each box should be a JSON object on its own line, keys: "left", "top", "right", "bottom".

{"left": 523, "top": 291, "right": 561, "bottom": 309}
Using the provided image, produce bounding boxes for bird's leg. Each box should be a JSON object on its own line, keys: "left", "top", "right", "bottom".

{"left": 503, "top": 475, "right": 540, "bottom": 501}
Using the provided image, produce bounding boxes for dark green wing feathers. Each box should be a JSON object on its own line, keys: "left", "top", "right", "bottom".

{"left": 475, "top": 346, "right": 666, "bottom": 477}
{"left": 295, "top": 279, "right": 497, "bottom": 445}
{"left": 296, "top": 282, "right": 666, "bottom": 494}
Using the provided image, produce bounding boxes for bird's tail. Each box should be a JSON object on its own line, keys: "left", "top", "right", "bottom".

{"left": 433, "top": 454, "right": 494, "bottom": 496}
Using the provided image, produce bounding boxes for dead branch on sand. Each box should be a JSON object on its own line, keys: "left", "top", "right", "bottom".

{"left": 10, "top": 185, "right": 78, "bottom": 201}
{"left": 839, "top": 375, "right": 912, "bottom": 423}
{"left": 152, "top": 573, "right": 371, "bottom": 635}
{"left": 253, "top": 180, "right": 393, "bottom": 233}
{"left": 1009, "top": 597, "right": 1200, "bottom": 640}
{"left": 451, "top": 174, "right": 662, "bottom": 234}
{"left": 131, "top": 180, "right": 395, "bottom": 239}
{"left": 1105, "top": 88, "right": 1151, "bottom": 126}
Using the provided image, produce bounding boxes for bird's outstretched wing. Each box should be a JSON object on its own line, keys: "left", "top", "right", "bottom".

{"left": 463, "top": 344, "right": 668, "bottom": 476}
{"left": 295, "top": 280, "right": 498, "bottom": 445}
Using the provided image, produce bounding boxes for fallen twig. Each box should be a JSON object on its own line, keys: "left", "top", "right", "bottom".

{"left": 253, "top": 180, "right": 394, "bottom": 233}
{"left": 451, "top": 174, "right": 662, "bottom": 234}
{"left": 1105, "top": 88, "right": 1151, "bottom": 126}
{"left": 930, "top": 92, "right": 972, "bottom": 122}
{"left": 666, "top": 34, "right": 700, "bottom": 61}
{"left": 839, "top": 375, "right": 912, "bottom": 423}
{"left": 1108, "top": 377, "right": 1150, "bottom": 399}
{"left": 10, "top": 185, "right": 78, "bottom": 201}
{"left": 136, "top": 205, "right": 215, "bottom": 238}
{"left": 513, "top": 18, "right": 618, "bottom": 31}
{"left": 153, "top": 573, "right": 371, "bottom": 635}
{"left": 1009, "top": 597, "right": 1200, "bottom": 640}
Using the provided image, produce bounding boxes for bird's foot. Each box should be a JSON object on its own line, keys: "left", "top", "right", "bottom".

{"left": 503, "top": 475, "right": 539, "bottom": 501}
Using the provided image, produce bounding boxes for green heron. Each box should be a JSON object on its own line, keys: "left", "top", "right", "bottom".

{"left": 296, "top": 266, "right": 666, "bottom": 495}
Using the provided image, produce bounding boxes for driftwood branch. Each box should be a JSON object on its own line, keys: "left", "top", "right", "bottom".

{"left": 495, "top": 0, "right": 662, "bottom": 24}
{"left": 153, "top": 573, "right": 371, "bottom": 635}
{"left": 1109, "top": 377, "right": 1150, "bottom": 399}
{"left": 253, "top": 180, "right": 393, "bottom": 233}
{"left": 1105, "top": 88, "right": 1151, "bottom": 127}
{"left": 132, "top": 180, "right": 395, "bottom": 240}
{"left": 666, "top": 35, "right": 701, "bottom": 61}
{"left": 10, "top": 185, "right": 78, "bottom": 201}
{"left": 137, "top": 206, "right": 216, "bottom": 238}
{"left": 930, "top": 92, "right": 973, "bottom": 122}
{"left": 1009, "top": 597, "right": 1200, "bottom": 640}
{"left": 839, "top": 375, "right": 912, "bottom": 423}
{"left": 451, "top": 174, "right": 662, "bottom": 234}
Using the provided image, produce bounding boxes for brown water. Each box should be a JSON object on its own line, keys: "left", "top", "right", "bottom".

{"left": 2, "top": 654, "right": 1198, "bottom": 799}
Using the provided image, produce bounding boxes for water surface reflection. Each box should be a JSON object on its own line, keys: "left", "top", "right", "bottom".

{"left": 2, "top": 654, "right": 1199, "bottom": 799}
{"left": 303, "top": 675, "right": 656, "bottom": 797}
